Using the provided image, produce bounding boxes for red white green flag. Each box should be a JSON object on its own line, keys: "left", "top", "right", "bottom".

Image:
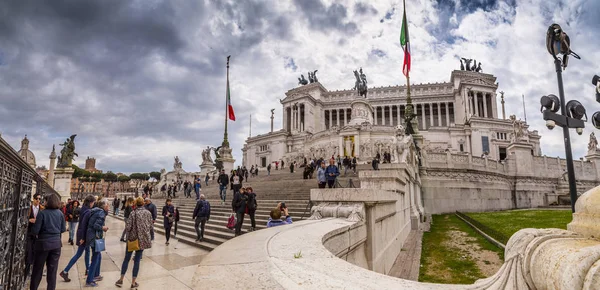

{"left": 226, "top": 73, "right": 236, "bottom": 121}
{"left": 400, "top": 0, "right": 411, "bottom": 77}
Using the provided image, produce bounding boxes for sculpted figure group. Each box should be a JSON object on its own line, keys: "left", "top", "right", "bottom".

{"left": 460, "top": 57, "right": 483, "bottom": 72}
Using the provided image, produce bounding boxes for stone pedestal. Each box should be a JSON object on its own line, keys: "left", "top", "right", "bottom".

{"left": 53, "top": 167, "right": 74, "bottom": 201}
{"left": 585, "top": 151, "right": 600, "bottom": 181}
{"left": 347, "top": 100, "right": 374, "bottom": 126}
{"left": 199, "top": 162, "right": 215, "bottom": 175}
{"left": 507, "top": 142, "right": 534, "bottom": 176}
{"left": 216, "top": 146, "right": 236, "bottom": 173}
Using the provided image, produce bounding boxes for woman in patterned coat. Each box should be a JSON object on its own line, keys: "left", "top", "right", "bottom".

{"left": 115, "top": 197, "right": 153, "bottom": 289}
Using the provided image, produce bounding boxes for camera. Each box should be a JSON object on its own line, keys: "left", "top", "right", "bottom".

{"left": 546, "top": 120, "right": 556, "bottom": 130}
{"left": 576, "top": 128, "right": 583, "bottom": 135}
{"left": 280, "top": 202, "right": 286, "bottom": 211}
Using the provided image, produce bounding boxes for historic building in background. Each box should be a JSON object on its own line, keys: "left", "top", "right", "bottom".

{"left": 243, "top": 69, "right": 541, "bottom": 168}
{"left": 17, "top": 135, "right": 37, "bottom": 168}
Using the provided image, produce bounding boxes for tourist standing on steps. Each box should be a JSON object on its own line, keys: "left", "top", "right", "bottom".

{"left": 218, "top": 169, "right": 229, "bottom": 205}
{"left": 66, "top": 200, "right": 80, "bottom": 245}
{"left": 281, "top": 159, "right": 285, "bottom": 169}
{"left": 290, "top": 162, "right": 295, "bottom": 173}
{"left": 352, "top": 156, "right": 357, "bottom": 174}
{"left": 30, "top": 194, "right": 65, "bottom": 290}
{"left": 60, "top": 195, "right": 95, "bottom": 282}
{"left": 267, "top": 163, "right": 271, "bottom": 176}
{"left": 205, "top": 173, "right": 210, "bottom": 186}
{"left": 85, "top": 200, "right": 109, "bottom": 287}
{"left": 325, "top": 159, "right": 340, "bottom": 188}
{"left": 144, "top": 198, "right": 157, "bottom": 241}
{"left": 173, "top": 205, "right": 180, "bottom": 237}
{"left": 115, "top": 197, "right": 152, "bottom": 289}
{"left": 162, "top": 199, "right": 175, "bottom": 245}
{"left": 317, "top": 162, "right": 327, "bottom": 188}
{"left": 120, "top": 197, "right": 134, "bottom": 242}
{"left": 232, "top": 187, "right": 249, "bottom": 236}
{"left": 230, "top": 171, "right": 242, "bottom": 194}
{"left": 26, "top": 193, "right": 43, "bottom": 277}
{"left": 193, "top": 194, "right": 211, "bottom": 241}
{"left": 194, "top": 177, "right": 202, "bottom": 200}
{"left": 246, "top": 187, "right": 258, "bottom": 231}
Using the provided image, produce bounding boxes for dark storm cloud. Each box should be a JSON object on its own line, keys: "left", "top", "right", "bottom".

{"left": 354, "top": 3, "right": 378, "bottom": 16}
{"left": 293, "top": 0, "right": 358, "bottom": 35}
{"left": 0, "top": 0, "right": 293, "bottom": 172}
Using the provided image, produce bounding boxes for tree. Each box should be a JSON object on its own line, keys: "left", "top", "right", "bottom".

{"left": 104, "top": 171, "right": 118, "bottom": 196}
{"left": 149, "top": 171, "right": 161, "bottom": 182}
{"left": 90, "top": 172, "right": 104, "bottom": 193}
{"left": 129, "top": 173, "right": 150, "bottom": 190}
{"left": 118, "top": 175, "right": 131, "bottom": 191}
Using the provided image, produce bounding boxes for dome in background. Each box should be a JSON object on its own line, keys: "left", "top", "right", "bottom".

{"left": 17, "top": 135, "right": 36, "bottom": 168}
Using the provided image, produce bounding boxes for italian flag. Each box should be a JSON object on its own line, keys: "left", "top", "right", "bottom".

{"left": 227, "top": 77, "right": 236, "bottom": 121}
{"left": 400, "top": 0, "right": 411, "bottom": 77}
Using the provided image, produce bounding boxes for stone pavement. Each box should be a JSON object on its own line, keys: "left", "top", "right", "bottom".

{"left": 36, "top": 216, "right": 209, "bottom": 290}
{"left": 388, "top": 230, "right": 423, "bottom": 281}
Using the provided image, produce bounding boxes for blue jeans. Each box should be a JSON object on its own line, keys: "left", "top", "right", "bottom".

{"left": 68, "top": 222, "right": 78, "bottom": 241}
{"left": 219, "top": 185, "right": 227, "bottom": 202}
{"left": 121, "top": 248, "right": 143, "bottom": 278}
{"left": 86, "top": 250, "right": 101, "bottom": 284}
{"left": 195, "top": 187, "right": 200, "bottom": 200}
{"left": 62, "top": 244, "right": 90, "bottom": 273}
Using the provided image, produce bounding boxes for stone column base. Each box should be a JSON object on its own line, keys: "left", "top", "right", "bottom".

{"left": 53, "top": 167, "right": 74, "bottom": 201}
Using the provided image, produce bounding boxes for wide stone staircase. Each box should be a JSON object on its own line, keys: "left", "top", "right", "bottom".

{"left": 113, "top": 167, "right": 362, "bottom": 251}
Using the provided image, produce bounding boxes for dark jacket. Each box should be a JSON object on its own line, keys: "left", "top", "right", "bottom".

{"left": 76, "top": 205, "right": 92, "bottom": 246}
{"left": 193, "top": 200, "right": 211, "bottom": 219}
{"left": 85, "top": 207, "right": 107, "bottom": 247}
{"left": 325, "top": 165, "right": 340, "bottom": 181}
{"left": 218, "top": 173, "right": 229, "bottom": 186}
{"left": 123, "top": 205, "right": 133, "bottom": 219}
{"left": 32, "top": 209, "right": 66, "bottom": 240}
{"left": 232, "top": 192, "right": 248, "bottom": 214}
{"left": 162, "top": 204, "right": 175, "bottom": 224}
{"left": 247, "top": 192, "right": 257, "bottom": 211}
{"left": 145, "top": 202, "right": 157, "bottom": 220}
{"left": 67, "top": 206, "right": 81, "bottom": 223}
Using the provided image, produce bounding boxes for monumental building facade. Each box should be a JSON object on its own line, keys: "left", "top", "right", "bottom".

{"left": 243, "top": 70, "right": 541, "bottom": 168}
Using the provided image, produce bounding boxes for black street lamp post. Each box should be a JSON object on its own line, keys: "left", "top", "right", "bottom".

{"left": 541, "top": 24, "right": 585, "bottom": 213}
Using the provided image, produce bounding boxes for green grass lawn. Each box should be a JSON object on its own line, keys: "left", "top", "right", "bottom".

{"left": 419, "top": 214, "right": 504, "bottom": 284}
{"left": 466, "top": 209, "right": 573, "bottom": 239}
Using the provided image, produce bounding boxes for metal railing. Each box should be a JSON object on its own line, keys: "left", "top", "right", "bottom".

{"left": 455, "top": 211, "right": 509, "bottom": 245}
{"left": 0, "top": 136, "right": 59, "bottom": 289}
{"left": 334, "top": 178, "right": 358, "bottom": 188}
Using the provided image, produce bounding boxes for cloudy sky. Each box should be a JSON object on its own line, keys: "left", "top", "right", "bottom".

{"left": 1, "top": 0, "right": 599, "bottom": 174}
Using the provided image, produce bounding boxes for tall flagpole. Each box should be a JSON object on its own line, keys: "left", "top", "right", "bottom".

{"left": 223, "top": 55, "right": 231, "bottom": 147}
{"left": 522, "top": 94, "right": 527, "bottom": 123}
{"left": 402, "top": 0, "right": 415, "bottom": 135}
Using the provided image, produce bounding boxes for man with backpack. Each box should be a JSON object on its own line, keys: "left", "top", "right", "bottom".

{"left": 325, "top": 158, "right": 340, "bottom": 188}
{"left": 192, "top": 194, "right": 210, "bottom": 242}
{"left": 217, "top": 169, "right": 229, "bottom": 205}
{"left": 246, "top": 187, "right": 258, "bottom": 232}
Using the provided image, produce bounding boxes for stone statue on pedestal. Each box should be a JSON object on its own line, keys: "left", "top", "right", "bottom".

{"left": 353, "top": 68, "right": 368, "bottom": 98}
{"left": 57, "top": 134, "right": 78, "bottom": 168}
{"left": 174, "top": 156, "right": 183, "bottom": 170}
{"left": 588, "top": 132, "right": 598, "bottom": 152}
{"left": 509, "top": 115, "right": 527, "bottom": 142}
{"left": 202, "top": 146, "right": 214, "bottom": 164}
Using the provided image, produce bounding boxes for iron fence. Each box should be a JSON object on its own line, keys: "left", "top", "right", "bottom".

{"left": 0, "top": 136, "right": 59, "bottom": 289}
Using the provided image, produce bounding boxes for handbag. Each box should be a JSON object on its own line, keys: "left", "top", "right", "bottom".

{"left": 127, "top": 212, "right": 140, "bottom": 252}
{"left": 94, "top": 231, "right": 105, "bottom": 252}
{"left": 227, "top": 213, "right": 236, "bottom": 230}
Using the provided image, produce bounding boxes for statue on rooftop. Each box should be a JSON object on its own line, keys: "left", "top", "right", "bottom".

{"left": 307, "top": 70, "right": 319, "bottom": 83}
{"left": 476, "top": 63, "right": 482, "bottom": 72}
{"left": 589, "top": 132, "right": 598, "bottom": 152}
{"left": 57, "top": 134, "right": 78, "bottom": 168}
{"left": 460, "top": 59, "right": 465, "bottom": 70}
{"left": 298, "top": 74, "right": 308, "bottom": 85}
{"left": 471, "top": 60, "right": 478, "bottom": 71}
{"left": 353, "top": 68, "right": 368, "bottom": 98}
{"left": 461, "top": 58, "right": 473, "bottom": 71}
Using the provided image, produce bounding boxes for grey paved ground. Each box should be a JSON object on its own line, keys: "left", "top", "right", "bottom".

{"left": 388, "top": 230, "right": 423, "bottom": 281}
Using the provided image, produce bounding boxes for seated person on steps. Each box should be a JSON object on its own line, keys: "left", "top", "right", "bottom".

{"left": 267, "top": 202, "right": 292, "bottom": 228}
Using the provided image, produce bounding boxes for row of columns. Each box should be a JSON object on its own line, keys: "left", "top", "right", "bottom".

{"left": 288, "top": 104, "right": 305, "bottom": 132}
{"left": 468, "top": 92, "right": 493, "bottom": 118}
{"left": 324, "top": 108, "right": 352, "bottom": 129}
{"left": 371, "top": 103, "right": 455, "bottom": 130}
